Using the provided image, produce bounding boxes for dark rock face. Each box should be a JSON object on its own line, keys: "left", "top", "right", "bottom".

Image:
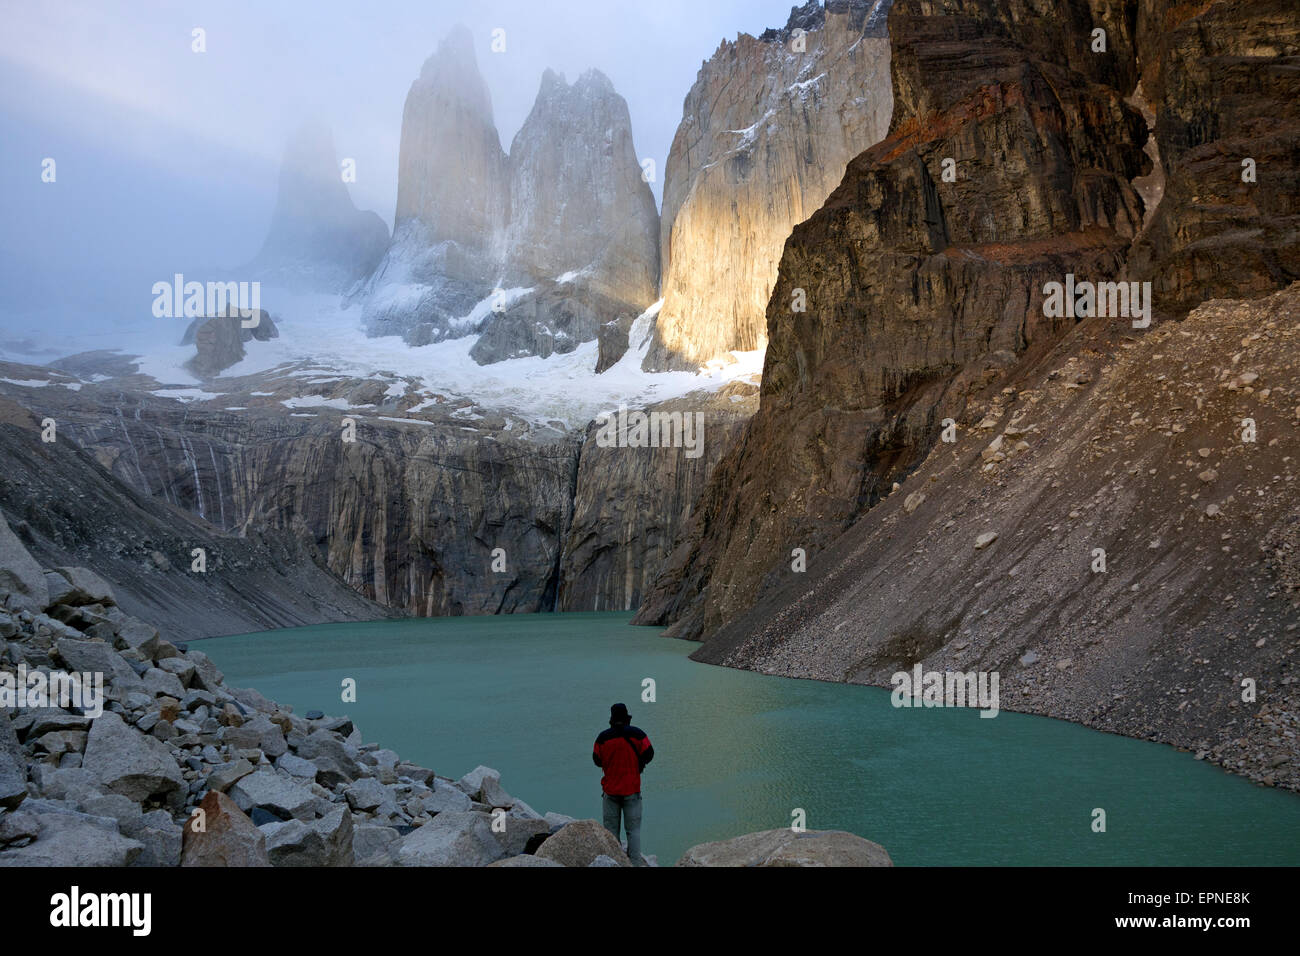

{"left": 595, "top": 314, "right": 637, "bottom": 374}
{"left": 1129, "top": 0, "right": 1300, "bottom": 311}
{"left": 242, "top": 123, "right": 390, "bottom": 293}
{"left": 557, "top": 385, "right": 758, "bottom": 612}
{"left": 182, "top": 310, "right": 279, "bottom": 379}
{"left": 469, "top": 283, "right": 638, "bottom": 365}
{"left": 638, "top": 0, "right": 1150, "bottom": 639}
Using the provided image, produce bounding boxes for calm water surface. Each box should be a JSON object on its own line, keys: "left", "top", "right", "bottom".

{"left": 203, "top": 612, "right": 1300, "bottom": 866}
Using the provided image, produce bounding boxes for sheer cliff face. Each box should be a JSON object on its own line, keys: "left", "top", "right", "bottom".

{"left": 361, "top": 27, "right": 509, "bottom": 345}
{"left": 637, "top": 0, "right": 1151, "bottom": 638}
{"left": 505, "top": 69, "right": 659, "bottom": 306}
{"left": 642, "top": 0, "right": 894, "bottom": 371}
{"left": 640, "top": 0, "right": 1299, "bottom": 643}
{"left": 245, "top": 124, "right": 389, "bottom": 292}
{"left": 393, "top": 26, "right": 509, "bottom": 254}
{"left": 468, "top": 70, "right": 660, "bottom": 365}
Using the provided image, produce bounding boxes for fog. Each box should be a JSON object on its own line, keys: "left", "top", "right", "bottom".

{"left": 0, "top": 0, "right": 798, "bottom": 355}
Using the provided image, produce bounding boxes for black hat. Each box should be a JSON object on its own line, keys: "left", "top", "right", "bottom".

{"left": 610, "top": 703, "right": 631, "bottom": 725}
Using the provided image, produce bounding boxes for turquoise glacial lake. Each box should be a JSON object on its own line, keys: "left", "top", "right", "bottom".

{"left": 202, "top": 612, "right": 1300, "bottom": 866}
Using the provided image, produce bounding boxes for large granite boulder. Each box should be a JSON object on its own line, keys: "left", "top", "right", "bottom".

{"left": 45, "top": 567, "right": 116, "bottom": 607}
{"left": 676, "top": 828, "right": 893, "bottom": 867}
{"left": 395, "top": 810, "right": 505, "bottom": 867}
{"left": 534, "top": 819, "right": 632, "bottom": 868}
{"left": 263, "top": 805, "right": 354, "bottom": 867}
{"left": 228, "top": 769, "right": 317, "bottom": 822}
{"left": 182, "top": 790, "right": 270, "bottom": 867}
{"left": 81, "top": 711, "right": 184, "bottom": 801}
{"left": 0, "top": 807, "right": 143, "bottom": 867}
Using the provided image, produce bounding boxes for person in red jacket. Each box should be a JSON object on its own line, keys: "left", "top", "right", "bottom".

{"left": 592, "top": 702, "right": 654, "bottom": 864}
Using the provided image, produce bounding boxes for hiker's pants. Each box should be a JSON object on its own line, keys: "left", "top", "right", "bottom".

{"left": 602, "top": 792, "right": 642, "bottom": 861}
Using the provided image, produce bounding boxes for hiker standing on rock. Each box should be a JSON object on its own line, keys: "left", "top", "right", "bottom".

{"left": 593, "top": 702, "right": 654, "bottom": 864}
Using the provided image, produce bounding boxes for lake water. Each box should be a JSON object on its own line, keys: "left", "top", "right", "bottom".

{"left": 203, "top": 611, "right": 1300, "bottom": 866}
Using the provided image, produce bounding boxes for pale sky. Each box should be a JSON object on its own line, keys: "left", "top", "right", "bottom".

{"left": 0, "top": 0, "right": 801, "bottom": 350}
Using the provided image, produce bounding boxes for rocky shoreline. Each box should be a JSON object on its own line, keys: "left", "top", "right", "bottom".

{"left": 0, "top": 514, "right": 891, "bottom": 867}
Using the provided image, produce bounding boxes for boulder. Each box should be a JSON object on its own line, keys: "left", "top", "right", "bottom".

{"left": 143, "top": 667, "right": 186, "bottom": 699}
{"left": 675, "top": 828, "right": 894, "bottom": 867}
{"left": 534, "top": 819, "right": 632, "bottom": 868}
{"left": 205, "top": 758, "right": 255, "bottom": 793}
{"left": 133, "top": 812, "right": 183, "bottom": 867}
{"left": 182, "top": 790, "right": 270, "bottom": 866}
{"left": 184, "top": 649, "right": 224, "bottom": 692}
{"left": 296, "top": 730, "right": 360, "bottom": 786}
{"left": 28, "top": 765, "right": 99, "bottom": 802}
{"left": 395, "top": 811, "right": 505, "bottom": 867}
{"left": 353, "top": 824, "right": 402, "bottom": 866}
{"left": 157, "top": 656, "right": 196, "bottom": 686}
{"left": 47, "top": 567, "right": 116, "bottom": 607}
{"left": 241, "top": 713, "right": 287, "bottom": 758}
{"left": 455, "top": 764, "right": 501, "bottom": 800}
{"left": 54, "top": 638, "right": 144, "bottom": 694}
{"left": 24, "top": 709, "right": 91, "bottom": 739}
{"left": 0, "top": 809, "right": 142, "bottom": 866}
{"left": 229, "top": 769, "right": 317, "bottom": 822}
{"left": 480, "top": 774, "right": 515, "bottom": 808}
{"left": 490, "top": 813, "right": 551, "bottom": 857}
{"left": 114, "top": 618, "right": 161, "bottom": 659}
{"left": 419, "top": 781, "right": 472, "bottom": 815}
{"left": 81, "top": 711, "right": 184, "bottom": 800}
{"left": 0, "top": 713, "right": 26, "bottom": 809}
{"left": 488, "top": 854, "right": 564, "bottom": 867}
{"left": 80, "top": 794, "right": 181, "bottom": 866}
{"left": 0, "top": 515, "right": 48, "bottom": 613}
{"left": 274, "top": 753, "right": 318, "bottom": 780}
{"left": 0, "top": 810, "right": 39, "bottom": 846}
{"left": 344, "top": 777, "right": 390, "bottom": 812}
{"left": 263, "top": 805, "right": 354, "bottom": 866}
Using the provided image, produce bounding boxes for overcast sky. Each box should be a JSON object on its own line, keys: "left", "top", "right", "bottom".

{"left": 0, "top": 0, "right": 801, "bottom": 351}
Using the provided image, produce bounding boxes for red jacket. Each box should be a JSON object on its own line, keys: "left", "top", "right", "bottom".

{"left": 593, "top": 725, "right": 654, "bottom": 796}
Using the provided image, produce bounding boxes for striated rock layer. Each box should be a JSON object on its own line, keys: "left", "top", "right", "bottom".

{"left": 1129, "top": 0, "right": 1300, "bottom": 312}
{"left": 0, "top": 364, "right": 751, "bottom": 622}
{"left": 643, "top": 0, "right": 894, "bottom": 371}
{"left": 558, "top": 383, "right": 758, "bottom": 612}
